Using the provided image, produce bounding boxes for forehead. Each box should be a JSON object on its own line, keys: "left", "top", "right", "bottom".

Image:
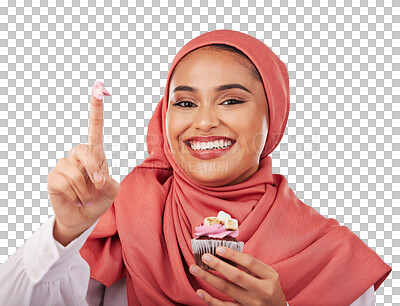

{"left": 169, "top": 48, "right": 254, "bottom": 85}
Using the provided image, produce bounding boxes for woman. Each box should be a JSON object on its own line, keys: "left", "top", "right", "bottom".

{"left": 0, "top": 30, "right": 391, "bottom": 305}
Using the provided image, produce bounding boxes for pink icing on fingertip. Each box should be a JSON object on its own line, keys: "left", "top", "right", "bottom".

{"left": 92, "top": 80, "right": 111, "bottom": 100}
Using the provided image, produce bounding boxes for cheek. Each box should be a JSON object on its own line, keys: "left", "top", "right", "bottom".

{"left": 239, "top": 116, "right": 267, "bottom": 156}
{"left": 166, "top": 111, "right": 190, "bottom": 145}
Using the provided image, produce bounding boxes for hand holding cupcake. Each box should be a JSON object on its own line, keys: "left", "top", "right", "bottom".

{"left": 191, "top": 211, "right": 244, "bottom": 270}
{"left": 190, "top": 211, "right": 287, "bottom": 305}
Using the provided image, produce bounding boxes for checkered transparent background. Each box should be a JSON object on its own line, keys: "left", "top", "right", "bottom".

{"left": 0, "top": 0, "right": 398, "bottom": 304}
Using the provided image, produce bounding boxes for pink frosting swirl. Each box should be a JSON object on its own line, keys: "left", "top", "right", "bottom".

{"left": 194, "top": 224, "right": 239, "bottom": 239}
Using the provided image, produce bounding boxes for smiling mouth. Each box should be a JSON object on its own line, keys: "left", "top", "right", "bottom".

{"left": 183, "top": 139, "right": 235, "bottom": 151}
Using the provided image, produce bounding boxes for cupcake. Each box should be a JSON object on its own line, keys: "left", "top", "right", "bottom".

{"left": 191, "top": 211, "right": 244, "bottom": 271}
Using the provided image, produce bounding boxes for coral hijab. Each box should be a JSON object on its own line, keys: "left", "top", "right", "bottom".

{"left": 79, "top": 30, "right": 391, "bottom": 305}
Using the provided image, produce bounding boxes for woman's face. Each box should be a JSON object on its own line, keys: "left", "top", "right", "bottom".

{"left": 166, "top": 47, "right": 269, "bottom": 187}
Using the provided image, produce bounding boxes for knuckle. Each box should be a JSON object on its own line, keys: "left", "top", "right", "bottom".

{"left": 47, "top": 169, "right": 55, "bottom": 183}
{"left": 74, "top": 144, "right": 85, "bottom": 155}
{"left": 91, "top": 118, "right": 103, "bottom": 126}
{"left": 226, "top": 247, "right": 236, "bottom": 259}
{"left": 219, "top": 281, "right": 230, "bottom": 294}
{"left": 231, "top": 271, "right": 245, "bottom": 284}
{"left": 272, "top": 274, "right": 282, "bottom": 290}
{"left": 92, "top": 118, "right": 103, "bottom": 126}
{"left": 243, "top": 254, "right": 256, "bottom": 267}
{"left": 199, "top": 270, "right": 208, "bottom": 281}
{"left": 259, "top": 282, "right": 273, "bottom": 298}
{"left": 267, "top": 269, "right": 280, "bottom": 283}
{"left": 68, "top": 146, "right": 77, "bottom": 158}
{"left": 211, "top": 258, "right": 219, "bottom": 270}
{"left": 228, "top": 248, "right": 242, "bottom": 262}
{"left": 56, "top": 157, "right": 67, "bottom": 168}
{"left": 69, "top": 144, "right": 89, "bottom": 159}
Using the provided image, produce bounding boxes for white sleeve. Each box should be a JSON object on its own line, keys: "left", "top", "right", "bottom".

{"left": 350, "top": 285, "right": 376, "bottom": 306}
{"left": 0, "top": 215, "right": 100, "bottom": 306}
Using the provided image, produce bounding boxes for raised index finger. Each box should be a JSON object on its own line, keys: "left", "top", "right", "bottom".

{"left": 89, "top": 80, "right": 111, "bottom": 156}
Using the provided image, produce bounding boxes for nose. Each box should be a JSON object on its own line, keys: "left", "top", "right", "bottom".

{"left": 192, "top": 103, "right": 220, "bottom": 131}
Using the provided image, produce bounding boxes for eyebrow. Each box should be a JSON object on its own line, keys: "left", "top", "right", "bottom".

{"left": 171, "top": 83, "right": 252, "bottom": 94}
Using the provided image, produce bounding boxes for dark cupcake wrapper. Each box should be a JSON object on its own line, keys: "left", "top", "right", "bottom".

{"left": 191, "top": 239, "right": 244, "bottom": 271}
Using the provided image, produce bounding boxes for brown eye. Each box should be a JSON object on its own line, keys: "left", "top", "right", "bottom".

{"left": 172, "top": 101, "right": 197, "bottom": 108}
{"left": 221, "top": 99, "right": 245, "bottom": 105}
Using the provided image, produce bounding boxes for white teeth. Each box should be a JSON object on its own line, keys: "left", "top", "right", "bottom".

{"left": 189, "top": 139, "right": 234, "bottom": 151}
{"left": 224, "top": 140, "right": 232, "bottom": 147}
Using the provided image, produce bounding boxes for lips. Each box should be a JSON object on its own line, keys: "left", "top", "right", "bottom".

{"left": 182, "top": 136, "right": 236, "bottom": 160}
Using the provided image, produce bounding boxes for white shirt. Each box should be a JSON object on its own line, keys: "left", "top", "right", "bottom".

{"left": 0, "top": 216, "right": 375, "bottom": 305}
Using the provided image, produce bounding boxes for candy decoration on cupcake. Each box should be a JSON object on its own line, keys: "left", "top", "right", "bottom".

{"left": 194, "top": 211, "right": 239, "bottom": 239}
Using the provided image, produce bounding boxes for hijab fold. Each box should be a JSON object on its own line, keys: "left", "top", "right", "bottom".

{"left": 80, "top": 29, "right": 391, "bottom": 305}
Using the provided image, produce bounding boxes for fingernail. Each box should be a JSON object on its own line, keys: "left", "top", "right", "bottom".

{"left": 190, "top": 265, "right": 199, "bottom": 274}
{"left": 216, "top": 246, "right": 225, "bottom": 255}
{"left": 93, "top": 171, "right": 103, "bottom": 183}
{"left": 85, "top": 202, "right": 93, "bottom": 207}
{"left": 102, "top": 88, "right": 111, "bottom": 96}
{"left": 196, "top": 291, "right": 204, "bottom": 299}
{"left": 202, "top": 254, "right": 211, "bottom": 263}
{"left": 76, "top": 202, "right": 83, "bottom": 207}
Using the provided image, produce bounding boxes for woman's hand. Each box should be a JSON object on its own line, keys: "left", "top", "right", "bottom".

{"left": 48, "top": 81, "right": 120, "bottom": 246}
{"left": 189, "top": 246, "right": 287, "bottom": 306}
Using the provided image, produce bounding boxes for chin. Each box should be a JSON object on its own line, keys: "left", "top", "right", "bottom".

{"left": 187, "top": 170, "right": 236, "bottom": 187}
{"left": 175, "top": 156, "right": 239, "bottom": 185}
